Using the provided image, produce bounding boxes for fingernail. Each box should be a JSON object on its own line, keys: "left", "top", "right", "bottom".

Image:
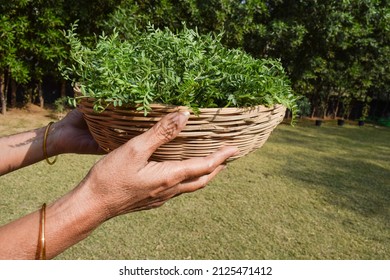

{"left": 173, "top": 111, "right": 190, "bottom": 129}
{"left": 180, "top": 111, "right": 190, "bottom": 122}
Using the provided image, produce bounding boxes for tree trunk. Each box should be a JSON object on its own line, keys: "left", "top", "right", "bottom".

{"left": 60, "top": 80, "right": 66, "bottom": 98}
{"left": 371, "top": 93, "right": 378, "bottom": 117}
{"left": 323, "top": 91, "right": 330, "bottom": 119}
{"left": 29, "top": 86, "right": 34, "bottom": 104}
{"left": 334, "top": 100, "right": 340, "bottom": 119}
{"left": 333, "top": 91, "right": 343, "bottom": 119}
{"left": 382, "top": 92, "right": 390, "bottom": 117}
{"left": 10, "top": 79, "right": 17, "bottom": 108}
{"left": 0, "top": 74, "right": 6, "bottom": 115}
{"left": 323, "top": 104, "right": 328, "bottom": 119}
{"left": 311, "top": 106, "right": 316, "bottom": 118}
{"left": 38, "top": 83, "right": 44, "bottom": 108}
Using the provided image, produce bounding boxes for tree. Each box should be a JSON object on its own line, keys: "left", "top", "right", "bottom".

{"left": 1, "top": 0, "right": 388, "bottom": 119}
{"left": 100, "top": 1, "right": 389, "bottom": 119}
{"left": 0, "top": 5, "right": 30, "bottom": 114}
{"left": 0, "top": 0, "right": 124, "bottom": 112}
{"left": 259, "top": 0, "right": 390, "bottom": 119}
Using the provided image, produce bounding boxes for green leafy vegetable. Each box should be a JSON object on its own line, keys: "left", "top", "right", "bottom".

{"left": 60, "top": 23, "right": 298, "bottom": 118}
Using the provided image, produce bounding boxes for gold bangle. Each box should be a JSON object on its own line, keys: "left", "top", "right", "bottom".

{"left": 36, "top": 203, "right": 47, "bottom": 260}
{"left": 43, "top": 121, "right": 58, "bottom": 165}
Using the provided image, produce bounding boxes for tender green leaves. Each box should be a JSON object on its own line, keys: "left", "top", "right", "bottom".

{"left": 61, "top": 24, "right": 296, "bottom": 117}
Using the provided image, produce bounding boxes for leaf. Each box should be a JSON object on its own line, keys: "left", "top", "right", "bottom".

{"left": 60, "top": 24, "right": 296, "bottom": 118}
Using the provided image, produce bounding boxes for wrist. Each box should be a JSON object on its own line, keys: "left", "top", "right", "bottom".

{"left": 42, "top": 121, "right": 61, "bottom": 157}
{"left": 44, "top": 176, "right": 107, "bottom": 258}
{"left": 44, "top": 121, "right": 72, "bottom": 156}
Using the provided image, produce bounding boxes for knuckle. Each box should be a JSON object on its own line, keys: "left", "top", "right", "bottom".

{"left": 153, "top": 119, "right": 177, "bottom": 143}
{"left": 124, "top": 138, "right": 143, "bottom": 156}
{"left": 155, "top": 177, "right": 174, "bottom": 192}
{"left": 160, "top": 176, "right": 172, "bottom": 189}
{"left": 180, "top": 165, "right": 194, "bottom": 181}
{"left": 149, "top": 190, "right": 159, "bottom": 199}
{"left": 198, "top": 176, "right": 209, "bottom": 188}
{"left": 127, "top": 144, "right": 139, "bottom": 156}
{"left": 205, "top": 159, "right": 217, "bottom": 173}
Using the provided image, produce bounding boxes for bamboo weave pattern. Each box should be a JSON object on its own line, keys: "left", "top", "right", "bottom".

{"left": 78, "top": 99, "right": 286, "bottom": 161}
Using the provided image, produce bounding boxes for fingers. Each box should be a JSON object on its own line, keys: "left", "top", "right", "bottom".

{"left": 114, "top": 164, "right": 222, "bottom": 213}
{"left": 140, "top": 146, "right": 239, "bottom": 189}
{"left": 133, "top": 164, "right": 227, "bottom": 212}
{"left": 175, "top": 164, "right": 226, "bottom": 194}
{"left": 170, "top": 146, "right": 239, "bottom": 184}
{"left": 125, "top": 111, "right": 190, "bottom": 160}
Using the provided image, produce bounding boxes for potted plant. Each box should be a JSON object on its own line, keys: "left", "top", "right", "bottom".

{"left": 60, "top": 24, "right": 298, "bottom": 160}
{"left": 315, "top": 119, "right": 322, "bottom": 126}
{"left": 358, "top": 103, "right": 370, "bottom": 126}
{"left": 337, "top": 118, "right": 345, "bottom": 126}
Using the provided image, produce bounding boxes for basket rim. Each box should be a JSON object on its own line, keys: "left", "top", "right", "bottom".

{"left": 74, "top": 87, "right": 285, "bottom": 115}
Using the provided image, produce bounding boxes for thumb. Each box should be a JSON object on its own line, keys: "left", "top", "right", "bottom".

{"left": 129, "top": 111, "right": 190, "bottom": 160}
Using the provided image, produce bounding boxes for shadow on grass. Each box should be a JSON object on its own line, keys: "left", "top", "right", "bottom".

{"left": 271, "top": 124, "right": 390, "bottom": 224}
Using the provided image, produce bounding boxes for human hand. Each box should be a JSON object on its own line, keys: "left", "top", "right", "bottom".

{"left": 51, "top": 109, "right": 104, "bottom": 155}
{"left": 83, "top": 111, "right": 239, "bottom": 220}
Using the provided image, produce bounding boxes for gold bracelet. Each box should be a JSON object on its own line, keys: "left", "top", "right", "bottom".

{"left": 36, "top": 203, "right": 47, "bottom": 260}
{"left": 43, "top": 121, "right": 58, "bottom": 165}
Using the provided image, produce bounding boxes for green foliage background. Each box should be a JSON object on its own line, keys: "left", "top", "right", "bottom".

{"left": 1, "top": 0, "right": 390, "bottom": 119}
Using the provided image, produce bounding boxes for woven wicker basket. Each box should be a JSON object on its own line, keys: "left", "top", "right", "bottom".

{"left": 77, "top": 97, "right": 286, "bottom": 161}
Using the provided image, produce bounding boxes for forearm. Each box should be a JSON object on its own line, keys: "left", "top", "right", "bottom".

{"left": 0, "top": 110, "right": 103, "bottom": 175}
{"left": 0, "top": 124, "right": 57, "bottom": 175}
{"left": 0, "top": 177, "right": 106, "bottom": 259}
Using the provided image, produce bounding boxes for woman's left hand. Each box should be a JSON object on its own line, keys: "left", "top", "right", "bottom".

{"left": 51, "top": 109, "right": 104, "bottom": 155}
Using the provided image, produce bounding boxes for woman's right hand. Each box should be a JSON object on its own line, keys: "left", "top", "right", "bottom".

{"left": 83, "top": 111, "right": 239, "bottom": 220}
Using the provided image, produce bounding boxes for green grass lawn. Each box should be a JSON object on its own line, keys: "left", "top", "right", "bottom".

{"left": 1, "top": 116, "right": 389, "bottom": 259}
